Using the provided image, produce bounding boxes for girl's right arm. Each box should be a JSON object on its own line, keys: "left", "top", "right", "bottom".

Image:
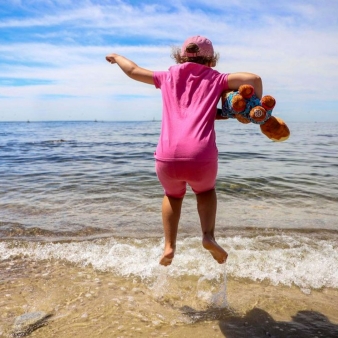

{"left": 227, "top": 72, "right": 263, "bottom": 99}
{"left": 106, "top": 53, "right": 154, "bottom": 85}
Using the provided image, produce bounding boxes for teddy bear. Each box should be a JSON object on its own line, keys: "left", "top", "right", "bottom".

{"left": 217, "top": 84, "right": 290, "bottom": 142}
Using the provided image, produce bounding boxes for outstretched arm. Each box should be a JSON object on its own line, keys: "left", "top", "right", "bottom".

{"left": 227, "top": 72, "right": 263, "bottom": 99}
{"left": 106, "top": 53, "right": 154, "bottom": 85}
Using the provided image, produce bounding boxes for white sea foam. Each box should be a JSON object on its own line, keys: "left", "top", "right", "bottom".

{"left": 1, "top": 233, "right": 337, "bottom": 291}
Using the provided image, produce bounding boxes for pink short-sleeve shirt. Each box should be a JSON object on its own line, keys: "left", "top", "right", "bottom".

{"left": 153, "top": 63, "right": 229, "bottom": 162}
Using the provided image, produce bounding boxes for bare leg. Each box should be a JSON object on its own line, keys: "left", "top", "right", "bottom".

{"left": 196, "top": 189, "right": 228, "bottom": 264}
{"left": 159, "top": 195, "right": 183, "bottom": 266}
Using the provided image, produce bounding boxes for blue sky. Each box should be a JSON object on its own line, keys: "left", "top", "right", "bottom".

{"left": 0, "top": 0, "right": 337, "bottom": 122}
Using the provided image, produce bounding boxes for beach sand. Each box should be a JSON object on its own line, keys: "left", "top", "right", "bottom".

{"left": 1, "top": 257, "right": 338, "bottom": 337}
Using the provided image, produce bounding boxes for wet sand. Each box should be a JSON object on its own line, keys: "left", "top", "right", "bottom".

{"left": 1, "top": 257, "right": 338, "bottom": 338}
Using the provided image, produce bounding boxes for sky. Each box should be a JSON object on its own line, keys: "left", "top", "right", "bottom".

{"left": 0, "top": 0, "right": 337, "bottom": 122}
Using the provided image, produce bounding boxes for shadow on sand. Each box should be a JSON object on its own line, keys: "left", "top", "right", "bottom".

{"left": 181, "top": 306, "right": 338, "bottom": 338}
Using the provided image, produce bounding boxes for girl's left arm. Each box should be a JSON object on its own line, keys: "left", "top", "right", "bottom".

{"left": 227, "top": 72, "right": 262, "bottom": 99}
{"left": 106, "top": 53, "right": 154, "bottom": 85}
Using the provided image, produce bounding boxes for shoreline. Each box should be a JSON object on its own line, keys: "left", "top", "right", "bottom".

{"left": 1, "top": 257, "right": 338, "bottom": 337}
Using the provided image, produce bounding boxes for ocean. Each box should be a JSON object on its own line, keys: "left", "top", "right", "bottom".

{"left": 0, "top": 120, "right": 337, "bottom": 337}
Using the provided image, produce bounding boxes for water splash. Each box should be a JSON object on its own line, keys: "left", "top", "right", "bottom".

{"left": 211, "top": 264, "right": 228, "bottom": 308}
{"left": 150, "top": 266, "right": 169, "bottom": 301}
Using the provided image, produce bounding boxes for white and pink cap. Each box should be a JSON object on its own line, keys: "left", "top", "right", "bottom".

{"left": 180, "top": 35, "right": 214, "bottom": 57}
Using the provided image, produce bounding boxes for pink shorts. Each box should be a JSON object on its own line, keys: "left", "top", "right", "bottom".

{"left": 155, "top": 160, "right": 218, "bottom": 198}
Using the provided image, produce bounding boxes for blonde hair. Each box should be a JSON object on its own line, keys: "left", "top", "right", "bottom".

{"left": 171, "top": 44, "right": 219, "bottom": 66}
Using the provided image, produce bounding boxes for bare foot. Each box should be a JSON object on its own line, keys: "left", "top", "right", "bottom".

{"left": 159, "top": 247, "right": 175, "bottom": 266}
{"left": 202, "top": 236, "right": 228, "bottom": 264}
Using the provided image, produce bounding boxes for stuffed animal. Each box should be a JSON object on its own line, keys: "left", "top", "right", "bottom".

{"left": 218, "top": 84, "right": 290, "bottom": 142}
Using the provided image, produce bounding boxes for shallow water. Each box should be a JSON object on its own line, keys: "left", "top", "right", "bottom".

{"left": 1, "top": 120, "right": 338, "bottom": 337}
{"left": 1, "top": 120, "right": 337, "bottom": 236}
